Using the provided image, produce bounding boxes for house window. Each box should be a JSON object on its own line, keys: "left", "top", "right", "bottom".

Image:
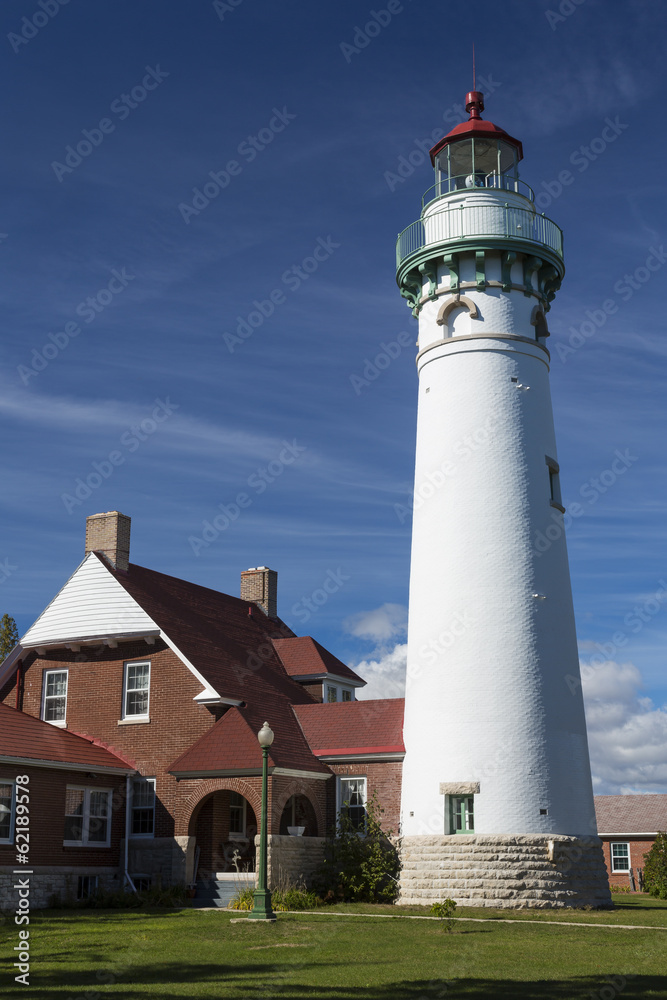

{"left": 338, "top": 776, "right": 367, "bottom": 831}
{"left": 611, "top": 842, "right": 630, "bottom": 872}
{"left": 229, "top": 792, "right": 247, "bottom": 839}
{"left": 546, "top": 457, "right": 564, "bottom": 511}
{"left": 77, "top": 875, "right": 99, "bottom": 899}
{"left": 133, "top": 875, "right": 151, "bottom": 892}
{"left": 449, "top": 795, "right": 475, "bottom": 833}
{"left": 123, "top": 661, "right": 150, "bottom": 719}
{"left": 341, "top": 689, "right": 352, "bottom": 702}
{"left": 0, "top": 780, "right": 15, "bottom": 843}
{"left": 326, "top": 685, "right": 338, "bottom": 703}
{"left": 64, "top": 787, "right": 111, "bottom": 846}
{"left": 131, "top": 778, "right": 155, "bottom": 837}
{"left": 42, "top": 669, "right": 68, "bottom": 725}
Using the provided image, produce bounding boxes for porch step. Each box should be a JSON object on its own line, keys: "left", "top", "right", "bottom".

{"left": 190, "top": 877, "right": 255, "bottom": 909}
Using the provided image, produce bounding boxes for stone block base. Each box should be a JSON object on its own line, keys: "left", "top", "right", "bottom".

{"left": 398, "top": 834, "right": 613, "bottom": 908}
{"left": 258, "top": 834, "right": 326, "bottom": 889}
{"left": 0, "top": 866, "right": 120, "bottom": 909}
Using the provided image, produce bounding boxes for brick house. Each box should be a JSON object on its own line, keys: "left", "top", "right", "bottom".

{"left": 594, "top": 795, "right": 667, "bottom": 890}
{"left": 0, "top": 512, "right": 405, "bottom": 905}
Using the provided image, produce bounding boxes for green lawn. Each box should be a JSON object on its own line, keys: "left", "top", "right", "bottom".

{"left": 2, "top": 900, "right": 666, "bottom": 999}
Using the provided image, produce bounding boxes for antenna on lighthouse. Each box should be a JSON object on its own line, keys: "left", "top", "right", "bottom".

{"left": 472, "top": 41, "right": 475, "bottom": 91}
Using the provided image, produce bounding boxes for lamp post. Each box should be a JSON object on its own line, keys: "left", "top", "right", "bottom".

{"left": 248, "top": 721, "right": 276, "bottom": 921}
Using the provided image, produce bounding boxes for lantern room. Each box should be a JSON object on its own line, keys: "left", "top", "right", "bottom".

{"left": 427, "top": 91, "right": 524, "bottom": 202}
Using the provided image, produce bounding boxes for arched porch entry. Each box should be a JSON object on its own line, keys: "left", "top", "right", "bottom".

{"left": 186, "top": 781, "right": 260, "bottom": 878}
{"left": 279, "top": 794, "right": 318, "bottom": 837}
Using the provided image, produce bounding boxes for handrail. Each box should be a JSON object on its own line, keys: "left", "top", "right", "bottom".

{"left": 422, "top": 175, "right": 535, "bottom": 210}
{"left": 396, "top": 202, "right": 563, "bottom": 270}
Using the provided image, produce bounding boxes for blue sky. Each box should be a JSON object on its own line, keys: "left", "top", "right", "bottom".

{"left": 1, "top": 0, "right": 666, "bottom": 792}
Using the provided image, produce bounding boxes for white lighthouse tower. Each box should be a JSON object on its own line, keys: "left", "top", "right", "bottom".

{"left": 397, "top": 91, "right": 611, "bottom": 907}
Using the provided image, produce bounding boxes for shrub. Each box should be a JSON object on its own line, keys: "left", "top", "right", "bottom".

{"left": 643, "top": 832, "right": 667, "bottom": 899}
{"left": 228, "top": 887, "right": 254, "bottom": 910}
{"left": 312, "top": 792, "right": 400, "bottom": 904}
{"left": 431, "top": 898, "right": 458, "bottom": 932}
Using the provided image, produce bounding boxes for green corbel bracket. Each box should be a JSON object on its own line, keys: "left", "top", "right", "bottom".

{"left": 475, "top": 250, "right": 486, "bottom": 291}
{"left": 419, "top": 262, "right": 438, "bottom": 299}
{"left": 501, "top": 251, "right": 517, "bottom": 291}
{"left": 523, "top": 256, "right": 543, "bottom": 297}
{"left": 443, "top": 253, "right": 459, "bottom": 294}
{"left": 400, "top": 271, "right": 422, "bottom": 316}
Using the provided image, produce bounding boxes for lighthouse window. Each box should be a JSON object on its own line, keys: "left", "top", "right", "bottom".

{"left": 449, "top": 795, "right": 475, "bottom": 834}
{"left": 546, "top": 457, "right": 564, "bottom": 511}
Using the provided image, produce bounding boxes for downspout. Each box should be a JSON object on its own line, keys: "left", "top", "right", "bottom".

{"left": 124, "top": 773, "right": 137, "bottom": 893}
{"left": 14, "top": 660, "right": 23, "bottom": 711}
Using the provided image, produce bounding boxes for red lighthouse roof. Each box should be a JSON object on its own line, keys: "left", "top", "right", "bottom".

{"left": 429, "top": 91, "right": 523, "bottom": 166}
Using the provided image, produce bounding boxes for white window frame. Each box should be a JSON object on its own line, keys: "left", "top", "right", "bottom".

{"left": 341, "top": 689, "right": 352, "bottom": 702}
{"left": 130, "top": 778, "right": 156, "bottom": 838}
{"left": 228, "top": 791, "right": 247, "bottom": 840}
{"left": 611, "top": 841, "right": 630, "bottom": 873}
{"left": 337, "top": 776, "right": 367, "bottom": 832}
{"left": 0, "top": 779, "right": 16, "bottom": 844}
{"left": 77, "top": 874, "right": 99, "bottom": 899}
{"left": 41, "top": 668, "right": 68, "bottom": 727}
{"left": 326, "top": 685, "right": 338, "bottom": 703}
{"left": 122, "top": 661, "right": 151, "bottom": 720}
{"left": 64, "top": 786, "right": 112, "bottom": 847}
{"left": 546, "top": 456, "right": 564, "bottom": 512}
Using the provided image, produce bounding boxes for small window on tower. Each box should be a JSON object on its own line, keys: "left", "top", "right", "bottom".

{"left": 448, "top": 795, "right": 475, "bottom": 834}
{"left": 546, "top": 457, "right": 564, "bottom": 512}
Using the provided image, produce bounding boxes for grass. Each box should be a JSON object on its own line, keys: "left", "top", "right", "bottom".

{"left": 1, "top": 899, "right": 666, "bottom": 999}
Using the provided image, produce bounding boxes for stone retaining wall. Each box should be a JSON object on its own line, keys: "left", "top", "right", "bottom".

{"left": 122, "top": 836, "right": 194, "bottom": 886}
{"left": 258, "top": 834, "right": 326, "bottom": 889}
{"left": 399, "top": 834, "right": 613, "bottom": 908}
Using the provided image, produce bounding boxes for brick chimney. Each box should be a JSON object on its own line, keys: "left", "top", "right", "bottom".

{"left": 85, "top": 512, "right": 131, "bottom": 571}
{"left": 240, "top": 566, "right": 277, "bottom": 618}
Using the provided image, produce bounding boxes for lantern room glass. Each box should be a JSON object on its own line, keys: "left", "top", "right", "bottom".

{"left": 433, "top": 137, "right": 520, "bottom": 199}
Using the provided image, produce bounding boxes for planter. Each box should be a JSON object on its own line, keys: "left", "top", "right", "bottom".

{"left": 288, "top": 826, "right": 305, "bottom": 837}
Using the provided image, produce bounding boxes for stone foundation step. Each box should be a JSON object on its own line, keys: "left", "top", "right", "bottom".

{"left": 190, "top": 877, "right": 255, "bottom": 909}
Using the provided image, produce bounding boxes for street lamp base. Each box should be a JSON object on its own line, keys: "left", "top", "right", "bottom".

{"left": 247, "top": 889, "right": 277, "bottom": 921}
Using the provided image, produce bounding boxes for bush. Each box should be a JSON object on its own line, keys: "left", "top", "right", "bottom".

{"left": 312, "top": 792, "right": 400, "bottom": 904}
{"left": 229, "top": 886, "right": 254, "bottom": 910}
{"left": 643, "top": 832, "right": 667, "bottom": 899}
{"left": 431, "top": 898, "right": 457, "bottom": 932}
{"left": 228, "top": 879, "right": 320, "bottom": 911}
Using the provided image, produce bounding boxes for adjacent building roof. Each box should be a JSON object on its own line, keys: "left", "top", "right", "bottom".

{"left": 0, "top": 702, "right": 135, "bottom": 774}
{"left": 594, "top": 795, "right": 667, "bottom": 834}
{"left": 271, "top": 636, "right": 365, "bottom": 687}
{"left": 293, "top": 699, "right": 405, "bottom": 758}
{"left": 169, "top": 704, "right": 331, "bottom": 778}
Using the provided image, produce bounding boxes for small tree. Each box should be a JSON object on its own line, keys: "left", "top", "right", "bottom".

{"left": 313, "top": 792, "right": 400, "bottom": 904}
{"left": 0, "top": 615, "right": 19, "bottom": 660}
{"left": 643, "top": 832, "right": 667, "bottom": 899}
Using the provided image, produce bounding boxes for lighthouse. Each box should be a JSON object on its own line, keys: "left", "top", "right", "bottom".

{"left": 396, "top": 92, "right": 611, "bottom": 907}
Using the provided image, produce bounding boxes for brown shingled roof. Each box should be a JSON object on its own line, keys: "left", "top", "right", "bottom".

{"left": 0, "top": 702, "right": 134, "bottom": 773}
{"left": 272, "top": 636, "right": 365, "bottom": 685}
{"left": 594, "top": 795, "right": 667, "bottom": 834}
{"left": 293, "top": 699, "right": 405, "bottom": 756}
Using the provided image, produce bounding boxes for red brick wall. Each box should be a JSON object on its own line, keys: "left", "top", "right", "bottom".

{"left": 600, "top": 836, "right": 655, "bottom": 887}
{"left": 327, "top": 761, "right": 402, "bottom": 834}
{"left": 0, "top": 764, "right": 126, "bottom": 867}
{"left": 2, "top": 641, "right": 218, "bottom": 841}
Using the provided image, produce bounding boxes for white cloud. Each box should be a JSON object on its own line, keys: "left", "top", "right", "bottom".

{"left": 343, "top": 602, "right": 407, "bottom": 643}
{"left": 582, "top": 659, "right": 667, "bottom": 794}
{"left": 353, "top": 642, "right": 407, "bottom": 701}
